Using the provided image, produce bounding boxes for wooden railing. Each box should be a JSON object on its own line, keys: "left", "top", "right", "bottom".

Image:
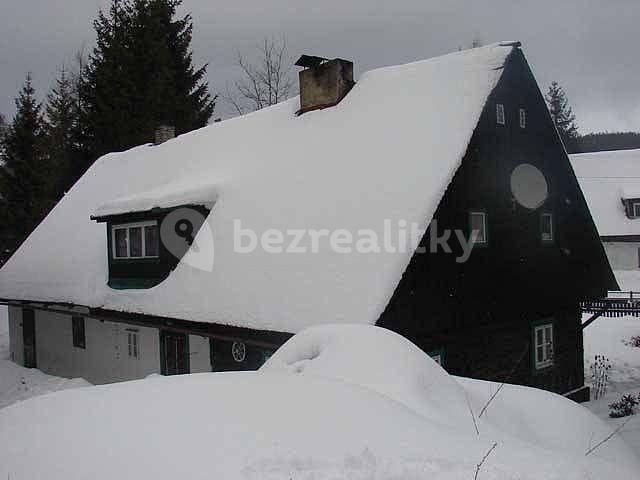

{"left": 581, "top": 291, "right": 640, "bottom": 319}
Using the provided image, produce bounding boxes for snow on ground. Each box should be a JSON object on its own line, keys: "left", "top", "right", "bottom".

{"left": 583, "top": 313, "right": 640, "bottom": 452}
{"left": 0, "top": 324, "right": 638, "bottom": 479}
{"left": 0, "top": 306, "right": 90, "bottom": 409}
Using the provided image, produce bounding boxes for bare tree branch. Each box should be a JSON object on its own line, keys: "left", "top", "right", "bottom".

{"left": 585, "top": 417, "right": 633, "bottom": 457}
{"left": 474, "top": 442, "right": 498, "bottom": 480}
{"left": 226, "top": 36, "right": 296, "bottom": 115}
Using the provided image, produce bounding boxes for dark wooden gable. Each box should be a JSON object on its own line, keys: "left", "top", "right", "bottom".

{"left": 377, "top": 47, "right": 615, "bottom": 394}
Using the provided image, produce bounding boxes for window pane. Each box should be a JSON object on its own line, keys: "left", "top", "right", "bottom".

{"left": 536, "top": 328, "right": 543, "bottom": 345}
{"left": 129, "top": 227, "right": 142, "bottom": 257}
{"left": 544, "top": 326, "right": 552, "bottom": 344}
{"left": 542, "top": 214, "right": 553, "bottom": 241}
{"left": 519, "top": 108, "right": 526, "bottom": 128}
{"left": 471, "top": 213, "right": 486, "bottom": 243}
{"left": 115, "top": 229, "right": 128, "bottom": 258}
{"left": 145, "top": 225, "right": 159, "bottom": 257}
{"left": 496, "top": 104, "right": 505, "bottom": 125}
{"left": 537, "top": 346, "right": 543, "bottom": 363}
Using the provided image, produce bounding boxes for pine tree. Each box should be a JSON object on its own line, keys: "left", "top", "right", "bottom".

{"left": 0, "top": 74, "right": 54, "bottom": 253}
{"left": 44, "top": 66, "right": 78, "bottom": 198}
{"left": 546, "top": 81, "right": 579, "bottom": 153}
{"left": 82, "top": 0, "right": 215, "bottom": 159}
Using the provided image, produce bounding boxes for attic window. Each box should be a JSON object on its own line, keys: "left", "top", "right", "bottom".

{"left": 541, "top": 213, "right": 553, "bottom": 243}
{"left": 519, "top": 108, "right": 526, "bottom": 129}
{"left": 469, "top": 211, "right": 488, "bottom": 245}
{"left": 496, "top": 104, "right": 505, "bottom": 125}
{"left": 112, "top": 221, "right": 159, "bottom": 259}
{"left": 533, "top": 322, "right": 554, "bottom": 370}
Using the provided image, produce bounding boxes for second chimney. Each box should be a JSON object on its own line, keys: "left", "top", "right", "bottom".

{"left": 295, "top": 55, "right": 354, "bottom": 115}
{"left": 154, "top": 125, "right": 175, "bottom": 145}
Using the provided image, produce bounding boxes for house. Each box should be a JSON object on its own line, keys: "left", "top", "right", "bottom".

{"left": 0, "top": 42, "right": 615, "bottom": 400}
{"left": 571, "top": 149, "right": 640, "bottom": 291}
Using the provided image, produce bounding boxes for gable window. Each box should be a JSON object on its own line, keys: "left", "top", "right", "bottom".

{"left": 112, "top": 221, "right": 159, "bottom": 259}
{"left": 519, "top": 108, "right": 526, "bottom": 128}
{"left": 469, "top": 211, "right": 488, "bottom": 245}
{"left": 429, "top": 349, "right": 445, "bottom": 367}
{"left": 127, "top": 331, "right": 139, "bottom": 359}
{"left": 533, "top": 322, "right": 554, "bottom": 370}
{"left": 72, "top": 316, "right": 86, "bottom": 349}
{"left": 496, "top": 103, "right": 505, "bottom": 125}
{"left": 541, "top": 213, "right": 553, "bottom": 243}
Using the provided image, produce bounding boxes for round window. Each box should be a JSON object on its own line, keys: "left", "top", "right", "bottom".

{"left": 510, "top": 164, "right": 548, "bottom": 209}
{"left": 231, "top": 341, "right": 246, "bottom": 362}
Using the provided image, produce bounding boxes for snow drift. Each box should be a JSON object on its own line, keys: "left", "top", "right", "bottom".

{"left": 0, "top": 324, "right": 637, "bottom": 479}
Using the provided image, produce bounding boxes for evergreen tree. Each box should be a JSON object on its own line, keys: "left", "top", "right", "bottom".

{"left": 546, "top": 81, "right": 579, "bottom": 153}
{"left": 44, "top": 66, "right": 78, "bottom": 198}
{"left": 0, "top": 74, "right": 54, "bottom": 253}
{"left": 82, "top": 0, "right": 215, "bottom": 159}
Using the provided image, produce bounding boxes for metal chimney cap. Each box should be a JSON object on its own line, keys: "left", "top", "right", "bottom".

{"left": 295, "top": 55, "right": 328, "bottom": 69}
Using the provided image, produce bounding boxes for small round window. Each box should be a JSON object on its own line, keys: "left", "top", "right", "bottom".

{"left": 510, "top": 164, "right": 548, "bottom": 209}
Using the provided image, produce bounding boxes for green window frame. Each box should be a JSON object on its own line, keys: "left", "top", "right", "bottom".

{"left": 531, "top": 320, "right": 554, "bottom": 372}
{"left": 469, "top": 210, "right": 489, "bottom": 247}
{"left": 72, "top": 316, "right": 86, "bottom": 349}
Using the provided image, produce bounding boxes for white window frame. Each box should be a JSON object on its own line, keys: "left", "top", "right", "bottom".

{"left": 111, "top": 220, "right": 159, "bottom": 259}
{"left": 533, "top": 323, "right": 554, "bottom": 370}
{"left": 541, "top": 213, "right": 554, "bottom": 242}
{"left": 127, "top": 331, "right": 139, "bottom": 359}
{"left": 633, "top": 202, "right": 640, "bottom": 218}
{"left": 519, "top": 108, "right": 526, "bottom": 129}
{"left": 496, "top": 103, "right": 505, "bottom": 125}
{"left": 469, "top": 211, "right": 488, "bottom": 245}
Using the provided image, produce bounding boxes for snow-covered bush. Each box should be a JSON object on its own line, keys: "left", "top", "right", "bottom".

{"left": 609, "top": 394, "right": 639, "bottom": 418}
{"left": 590, "top": 354, "right": 612, "bottom": 400}
{"left": 625, "top": 335, "right": 640, "bottom": 348}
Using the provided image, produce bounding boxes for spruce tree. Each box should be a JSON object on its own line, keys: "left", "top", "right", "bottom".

{"left": 546, "top": 81, "right": 579, "bottom": 153}
{"left": 0, "top": 74, "right": 53, "bottom": 253}
{"left": 44, "top": 66, "right": 78, "bottom": 198}
{"left": 83, "top": 0, "right": 215, "bottom": 159}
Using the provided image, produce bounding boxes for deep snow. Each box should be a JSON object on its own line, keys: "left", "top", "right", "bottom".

{"left": 0, "top": 306, "right": 90, "bottom": 409}
{"left": 0, "top": 323, "right": 637, "bottom": 479}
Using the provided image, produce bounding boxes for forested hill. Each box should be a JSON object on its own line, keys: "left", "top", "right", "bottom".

{"left": 578, "top": 132, "right": 640, "bottom": 153}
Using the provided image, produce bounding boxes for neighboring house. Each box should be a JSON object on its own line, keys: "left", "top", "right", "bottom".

{"left": 571, "top": 149, "right": 640, "bottom": 291}
{"left": 0, "top": 42, "right": 614, "bottom": 400}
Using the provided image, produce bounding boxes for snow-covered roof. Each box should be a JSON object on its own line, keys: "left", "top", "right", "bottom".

{"left": 570, "top": 149, "right": 640, "bottom": 237}
{"left": 0, "top": 43, "right": 516, "bottom": 333}
{"left": 92, "top": 180, "right": 218, "bottom": 219}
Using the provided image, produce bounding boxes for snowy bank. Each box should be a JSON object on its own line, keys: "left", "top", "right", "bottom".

{"left": 0, "top": 325, "right": 637, "bottom": 479}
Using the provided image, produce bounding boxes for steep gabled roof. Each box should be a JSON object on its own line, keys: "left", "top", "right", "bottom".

{"left": 570, "top": 149, "right": 640, "bottom": 237}
{"left": 0, "top": 43, "right": 516, "bottom": 333}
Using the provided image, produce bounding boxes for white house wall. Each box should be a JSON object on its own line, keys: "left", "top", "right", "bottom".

{"left": 602, "top": 242, "right": 640, "bottom": 271}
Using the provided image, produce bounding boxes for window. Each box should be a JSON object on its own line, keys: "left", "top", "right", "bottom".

{"left": 469, "top": 211, "right": 488, "bottom": 245}
{"left": 429, "top": 349, "right": 445, "bottom": 367}
{"left": 111, "top": 221, "right": 159, "bottom": 259}
{"left": 533, "top": 323, "right": 554, "bottom": 370}
{"left": 127, "top": 331, "right": 139, "bottom": 358}
{"left": 634, "top": 203, "right": 640, "bottom": 218}
{"left": 519, "top": 108, "right": 526, "bottom": 128}
{"left": 541, "top": 213, "right": 553, "bottom": 242}
{"left": 72, "top": 316, "right": 85, "bottom": 349}
{"left": 496, "top": 103, "right": 505, "bottom": 125}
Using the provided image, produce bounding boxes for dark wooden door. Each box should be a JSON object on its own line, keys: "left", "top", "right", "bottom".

{"left": 160, "top": 331, "right": 189, "bottom": 375}
{"left": 23, "top": 309, "right": 37, "bottom": 368}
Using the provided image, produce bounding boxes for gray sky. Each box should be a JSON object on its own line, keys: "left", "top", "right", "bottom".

{"left": 1, "top": 0, "right": 638, "bottom": 133}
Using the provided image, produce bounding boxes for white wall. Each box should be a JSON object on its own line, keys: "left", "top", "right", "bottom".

{"left": 603, "top": 242, "right": 640, "bottom": 271}
{"left": 34, "top": 310, "right": 163, "bottom": 384}
{"left": 8, "top": 307, "right": 215, "bottom": 383}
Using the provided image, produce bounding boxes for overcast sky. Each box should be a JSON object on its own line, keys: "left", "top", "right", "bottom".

{"left": 0, "top": 0, "right": 638, "bottom": 133}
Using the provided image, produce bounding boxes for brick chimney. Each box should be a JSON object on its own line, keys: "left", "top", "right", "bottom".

{"left": 295, "top": 55, "right": 354, "bottom": 115}
{"left": 154, "top": 125, "right": 175, "bottom": 145}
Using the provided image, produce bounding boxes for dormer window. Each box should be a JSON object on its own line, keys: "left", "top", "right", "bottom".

{"left": 112, "top": 221, "right": 159, "bottom": 259}
{"left": 622, "top": 197, "right": 640, "bottom": 219}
